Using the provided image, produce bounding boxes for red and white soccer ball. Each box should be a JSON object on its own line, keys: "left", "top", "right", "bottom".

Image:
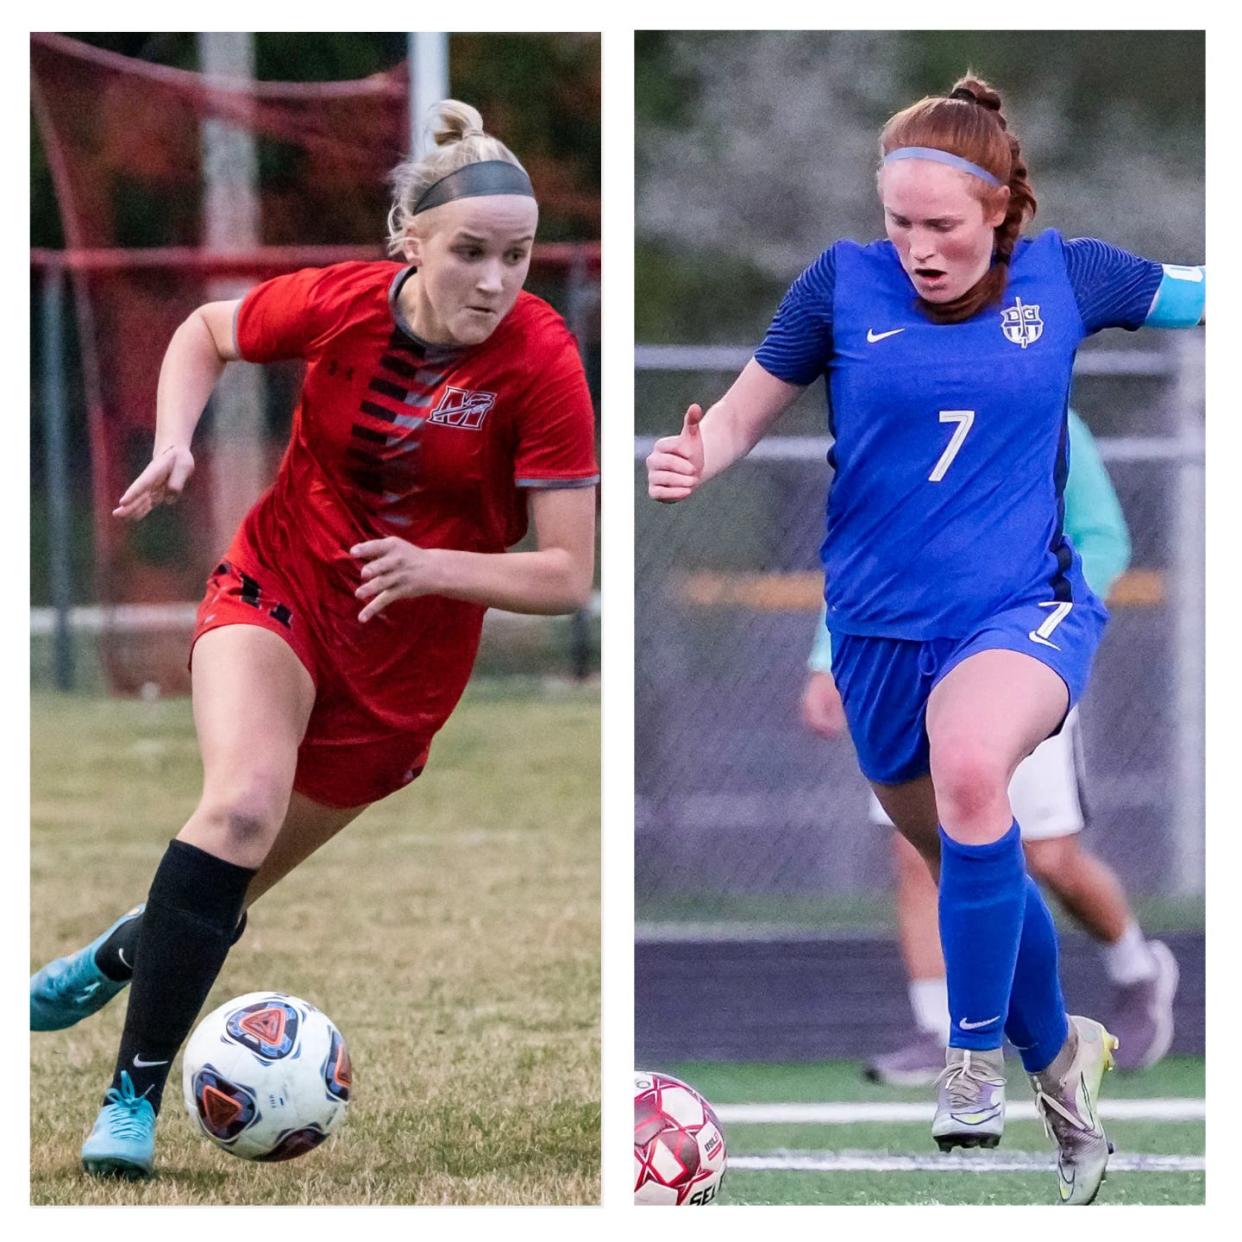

{"left": 182, "top": 991, "right": 352, "bottom": 1162}
{"left": 634, "top": 1070, "right": 727, "bottom": 1205}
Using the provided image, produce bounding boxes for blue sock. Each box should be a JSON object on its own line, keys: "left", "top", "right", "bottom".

{"left": 1005, "top": 876, "right": 1070, "bottom": 1073}
{"left": 938, "top": 821, "right": 1025, "bottom": 1050}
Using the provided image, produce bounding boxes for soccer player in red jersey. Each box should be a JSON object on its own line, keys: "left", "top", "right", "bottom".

{"left": 31, "top": 100, "right": 598, "bottom": 1178}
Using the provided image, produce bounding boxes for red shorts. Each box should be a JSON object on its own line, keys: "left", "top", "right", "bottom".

{"left": 192, "top": 559, "right": 432, "bottom": 809}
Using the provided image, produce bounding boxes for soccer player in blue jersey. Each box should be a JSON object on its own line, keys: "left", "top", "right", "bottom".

{"left": 802, "top": 410, "right": 1179, "bottom": 1084}
{"left": 646, "top": 75, "right": 1203, "bottom": 1205}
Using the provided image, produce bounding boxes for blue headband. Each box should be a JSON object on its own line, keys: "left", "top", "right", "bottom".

{"left": 883, "top": 146, "right": 1002, "bottom": 188}
{"left": 412, "top": 160, "right": 535, "bottom": 215}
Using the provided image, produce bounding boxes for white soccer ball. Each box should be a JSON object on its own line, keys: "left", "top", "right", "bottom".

{"left": 182, "top": 991, "right": 352, "bottom": 1162}
{"left": 634, "top": 1070, "right": 727, "bottom": 1205}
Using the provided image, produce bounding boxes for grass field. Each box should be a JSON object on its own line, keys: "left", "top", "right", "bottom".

{"left": 660, "top": 1058, "right": 1205, "bottom": 1205}
{"left": 30, "top": 680, "right": 600, "bottom": 1205}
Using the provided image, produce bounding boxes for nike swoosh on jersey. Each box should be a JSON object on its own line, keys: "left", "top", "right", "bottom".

{"left": 866, "top": 328, "right": 906, "bottom": 343}
{"left": 1028, "top": 631, "right": 1061, "bottom": 650}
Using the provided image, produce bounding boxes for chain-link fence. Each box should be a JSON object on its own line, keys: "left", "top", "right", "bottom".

{"left": 635, "top": 334, "right": 1204, "bottom": 922}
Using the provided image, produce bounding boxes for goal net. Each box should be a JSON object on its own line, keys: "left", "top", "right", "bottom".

{"left": 32, "top": 33, "right": 599, "bottom": 692}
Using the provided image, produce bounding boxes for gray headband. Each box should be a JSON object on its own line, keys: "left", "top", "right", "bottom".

{"left": 884, "top": 146, "right": 1003, "bottom": 188}
{"left": 412, "top": 160, "right": 535, "bottom": 215}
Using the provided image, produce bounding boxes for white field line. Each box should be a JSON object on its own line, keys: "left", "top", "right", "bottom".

{"left": 716, "top": 1098, "right": 1204, "bottom": 1124}
{"left": 730, "top": 1151, "right": 1204, "bottom": 1174}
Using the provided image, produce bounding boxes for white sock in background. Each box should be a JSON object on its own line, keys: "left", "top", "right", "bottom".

{"left": 1102, "top": 920, "right": 1158, "bottom": 986}
{"left": 909, "top": 977, "right": 951, "bottom": 1042}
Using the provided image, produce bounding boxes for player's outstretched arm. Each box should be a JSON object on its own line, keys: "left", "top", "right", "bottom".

{"left": 1144, "top": 264, "right": 1205, "bottom": 329}
{"left": 353, "top": 484, "right": 596, "bottom": 620}
{"left": 646, "top": 360, "right": 805, "bottom": 503}
{"left": 113, "top": 299, "right": 242, "bottom": 521}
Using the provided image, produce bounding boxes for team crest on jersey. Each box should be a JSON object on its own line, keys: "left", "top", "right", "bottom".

{"left": 429, "top": 386, "right": 497, "bottom": 430}
{"left": 1000, "top": 297, "right": 1043, "bottom": 348}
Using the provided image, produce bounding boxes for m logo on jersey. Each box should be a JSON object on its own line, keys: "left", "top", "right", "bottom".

{"left": 429, "top": 386, "right": 497, "bottom": 430}
{"left": 1000, "top": 297, "right": 1043, "bottom": 349}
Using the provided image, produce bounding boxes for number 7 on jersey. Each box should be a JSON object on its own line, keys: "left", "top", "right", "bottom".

{"left": 929, "top": 410, "right": 975, "bottom": 483}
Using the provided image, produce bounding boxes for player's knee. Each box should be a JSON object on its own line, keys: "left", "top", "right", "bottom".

{"left": 929, "top": 739, "right": 1009, "bottom": 826}
{"left": 194, "top": 781, "right": 288, "bottom": 859}
{"left": 218, "top": 806, "right": 275, "bottom": 851}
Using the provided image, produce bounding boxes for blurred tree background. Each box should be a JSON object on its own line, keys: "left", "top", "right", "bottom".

{"left": 635, "top": 30, "right": 1204, "bottom": 351}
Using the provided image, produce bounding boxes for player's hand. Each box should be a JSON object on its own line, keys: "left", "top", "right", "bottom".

{"left": 801, "top": 670, "right": 848, "bottom": 740}
{"left": 113, "top": 445, "right": 196, "bottom": 521}
{"left": 646, "top": 403, "right": 705, "bottom": 503}
{"left": 352, "top": 536, "right": 440, "bottom": 622}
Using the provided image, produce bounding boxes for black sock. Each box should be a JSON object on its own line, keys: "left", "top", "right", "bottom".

{"left": 111, "top": 840, "right": 256, "bottom": 1112}
{"left": 95, "top": 907, "right": 250, "bottom": 983}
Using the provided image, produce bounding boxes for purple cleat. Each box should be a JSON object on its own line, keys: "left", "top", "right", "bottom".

{"left": 863, "top": 1030, "right": 945, "bottom": 1088}
{"left": 1110, "top": 941, "right": 1179, "bottom": 1071}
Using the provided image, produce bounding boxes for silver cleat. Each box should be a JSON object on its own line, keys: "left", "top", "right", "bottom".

{"left": 931, "top": 1045, "right": 1006, "bottom": 1151}
{"left": 1030, "top": 1015, "right": 1118, "bottom": 1205}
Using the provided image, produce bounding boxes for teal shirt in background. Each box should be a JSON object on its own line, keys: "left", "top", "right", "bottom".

{"left": 808, "top": 409, "right": 1131, "bottom": 673}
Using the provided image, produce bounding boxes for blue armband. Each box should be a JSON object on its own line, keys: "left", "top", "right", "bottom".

{"left": 808, "top": 605, "right": 833, "bottom": 673}
{"left": 1144, "top": 264, "right": 1205, "bottom": 328}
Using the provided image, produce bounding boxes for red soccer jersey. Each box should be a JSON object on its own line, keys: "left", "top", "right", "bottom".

{"left": 221, "top": 260, "right": 597, "bottom": 756}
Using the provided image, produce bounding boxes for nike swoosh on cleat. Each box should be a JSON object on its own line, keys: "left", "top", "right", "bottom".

{"left": 132, "top": 1055, "right": 169, "bottom": 1068}
{"left": 1059, "top": 1169, "right": 1075, "bottom": 1200}
{"left": 952, "top": 1108, "right": 1003, "bottom": 1125}
{"left": 867, "top": 328, "right": 905, "bottom": 343}
{"left": 117, "top": 948, "right": 131, "bottom": 969}
{"left": 958, "top": 1015, "right": 1001, "bottom": 1030}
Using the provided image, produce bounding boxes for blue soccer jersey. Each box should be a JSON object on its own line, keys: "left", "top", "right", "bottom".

{"left": 755, "top": 230, "right": 1164, "bottom": 640}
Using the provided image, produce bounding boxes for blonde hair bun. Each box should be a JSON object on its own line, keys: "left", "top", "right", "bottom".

{"left": 432, "top": 99, "right": 487, "bottom": 147}
{"left": 385, "top": 100, "right": 527, "bottom": 256}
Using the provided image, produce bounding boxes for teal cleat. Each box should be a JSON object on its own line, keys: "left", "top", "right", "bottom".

{"left": 81, "top": 1072, "right": 157, "bottom": 1178}
{"left": 31, "top": 905, "right": 143, "bottom": 1032}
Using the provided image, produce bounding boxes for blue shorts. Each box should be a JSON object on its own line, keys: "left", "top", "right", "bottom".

{"left": 831, "top": 595, "right": 1108, "bottom": 786}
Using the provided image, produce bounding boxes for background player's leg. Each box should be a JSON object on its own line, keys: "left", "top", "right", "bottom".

{"left": 864, "top": 830, "right": 951, "bottom": 1085}
{"left": 1025, "top": 835, "right": 1177, "bottom": 1068}
{"left": 870, "top": 777, "right": 945, "bottom": 1001}
{"left": 861, "top": 779, "right": 950, "bottom": 1082}
{"left": 926, "top": 650, "right": 1068, "bottom": 1061}
{"left": 865, "top": 786, "right": 947, "bottom": 1023}
{"left": 100, "top": 627, "right": 314, "bottom": 1137}
{"left": 894, "top": 832, "right": 946, "bottom": 998}
{"left": 1025, "top": 836, "right": 1127, "bottom": 942}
